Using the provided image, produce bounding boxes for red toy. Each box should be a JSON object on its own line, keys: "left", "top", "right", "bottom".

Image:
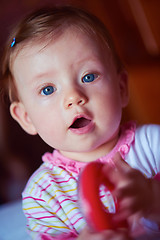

{"left": 78, "top": 161, "right": 128, "bottom": 232}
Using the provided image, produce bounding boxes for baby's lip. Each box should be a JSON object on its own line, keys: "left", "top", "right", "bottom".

{"left": 69, "top": 114, "right": 92, "bottom": 129}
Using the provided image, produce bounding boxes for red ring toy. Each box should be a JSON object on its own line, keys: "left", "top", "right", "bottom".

{"left": 78, "top": 161, "right": 128, "bottom": 232}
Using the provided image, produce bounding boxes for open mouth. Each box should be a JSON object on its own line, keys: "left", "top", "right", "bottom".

{"left": 70, "top": 117, "right": 91, "bottom": 129}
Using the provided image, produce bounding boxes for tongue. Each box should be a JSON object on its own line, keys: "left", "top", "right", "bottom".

{"left": 71, "top": 118, "right": 91, "bottom": 129}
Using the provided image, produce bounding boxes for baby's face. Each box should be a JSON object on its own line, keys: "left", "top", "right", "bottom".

{"left": 11, "top": 28, "right": 128, "bottom": 161}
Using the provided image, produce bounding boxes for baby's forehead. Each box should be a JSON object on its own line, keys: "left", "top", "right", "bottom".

{"left": 15, "top": 29, "right": 104, "bottom": 53}
{"left": 12, "top": 27, "right": 112, "bottom": 71}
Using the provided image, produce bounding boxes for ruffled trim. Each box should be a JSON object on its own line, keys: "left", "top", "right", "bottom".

{"left": 42, "top": 151, "right": 86, "bottom": 175}
{"left": 99, "top": 121, "right": 136, "bottom": 162}
{"left": 42, "top": 121, "right": 136, "bottom": 176}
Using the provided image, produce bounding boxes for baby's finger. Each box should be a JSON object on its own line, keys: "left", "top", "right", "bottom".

{"left": 102, "top": 152, "right": 132, "bottom": 185}
{"left": 102, "top": 228, "right": 132, "bottom": 240}
{"left": 113, "top": 152, "right": 131, "bottom": 174}
{"left": 102, "top": 161, "right": 119, "bottom": 185}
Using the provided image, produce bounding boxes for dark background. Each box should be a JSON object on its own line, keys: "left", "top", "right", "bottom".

{"left": 0, "top": 0, "right": 160, "bottom": 204}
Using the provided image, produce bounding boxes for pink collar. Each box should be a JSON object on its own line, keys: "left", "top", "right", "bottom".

{"left": 42, "top": 121, "right": 136, "bottom": 176}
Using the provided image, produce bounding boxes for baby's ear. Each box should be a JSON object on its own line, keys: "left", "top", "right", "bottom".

{"left": 10, "top": 101, "right": 37, "bottom": 135}
{"left": 119, "top": 70, "right": 129, "bottom": 107}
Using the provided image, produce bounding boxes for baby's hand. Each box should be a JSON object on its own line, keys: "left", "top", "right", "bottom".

{"left": 103, "top": 154, "right": 153, "bottom": 222}
{"left": 77, "top": 226, "right": 132, "bottom": 240}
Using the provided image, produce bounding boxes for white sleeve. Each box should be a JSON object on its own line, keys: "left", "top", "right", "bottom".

{"left": 125, "top": 124, "right": 160, "bottom": 177}
{"left": 125, "top": 124, "right": 160, "bottom": 238}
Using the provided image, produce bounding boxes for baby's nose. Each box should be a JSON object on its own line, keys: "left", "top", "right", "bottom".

{"left": 64, "top": 89, "right": 88, "bottom": 109}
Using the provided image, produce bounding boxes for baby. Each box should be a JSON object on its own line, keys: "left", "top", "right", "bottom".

{"left": 1, "top": 5, "right": 160, "bottom": 240}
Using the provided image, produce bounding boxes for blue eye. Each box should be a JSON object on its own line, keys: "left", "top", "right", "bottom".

{"left": 41, "top": 86, "right": 55, "bottom": 95}
{"left": 82, "top": 73, "right": 97, "bottom": 83}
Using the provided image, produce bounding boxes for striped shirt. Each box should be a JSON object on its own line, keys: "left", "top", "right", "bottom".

{"left": 22, "top": 122, "right": 160, "bottom": 239}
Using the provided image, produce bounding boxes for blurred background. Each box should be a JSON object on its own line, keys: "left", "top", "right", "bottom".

{"left": 0, "top": 0, "right": 160, "bottom": 204}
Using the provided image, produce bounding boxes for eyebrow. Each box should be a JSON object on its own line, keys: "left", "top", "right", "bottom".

{"left": 74, "top": 55, "right": 104, "bottom": 70}
{"left": 30, "top": 71, "right": 55, "bottom": 88}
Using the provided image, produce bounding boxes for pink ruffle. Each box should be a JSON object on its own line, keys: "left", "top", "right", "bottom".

{"left": 118, "top": 121, "right": 136, "bottom": 158}
{"left": 98, "top": 121, "right": 136, "bottom": 162}
{"left": 42, "top": 151, "right": 86, "bottom": 175}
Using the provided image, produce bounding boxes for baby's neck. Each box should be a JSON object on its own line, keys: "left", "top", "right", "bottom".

{"left": 60, "top": 137, "right": 119, "bottom": 162}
